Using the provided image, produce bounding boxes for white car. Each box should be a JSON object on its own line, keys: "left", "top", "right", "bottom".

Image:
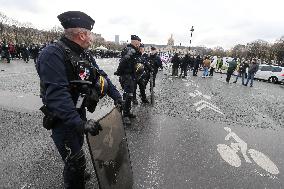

{"left": 254, "top": 64, "right": 284, "bottom": 84}
{"left": 271, "top": 66, "right": 284, "bottom": 84}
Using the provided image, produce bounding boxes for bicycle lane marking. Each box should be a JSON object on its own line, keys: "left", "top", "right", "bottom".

{"left": 185, "top": 83, "right": 282, "bottom": 181}
{"left": 217, "top": 126, "right": 280, "bottom": 178}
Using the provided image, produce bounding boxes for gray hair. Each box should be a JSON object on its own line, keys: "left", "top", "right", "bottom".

{"left": 64, "top": 28, "right": 89, "bottom": 40}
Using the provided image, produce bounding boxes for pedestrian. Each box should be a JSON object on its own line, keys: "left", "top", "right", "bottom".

{"left": 226, "top": 58, "right": 238, "bottom": 83}
{"left": 209, "top": 56, "right": 217, "bottom": 76}
{"left": 202, "top": 56, "right": 211, "bottom": 77}
{"left": 115, "top": 35, "right": 141, "bottom": 124}
{"left": 193, "top": 55, "right": 202, "bottom": 76}
{"left": 2, "top": 42, "right": 10, "bottom": 63}
{"left": 180, "top": 54, "right": 190, "bottom": 78}
{"left": 216, "top": 57, "right": 223, "bottom": 73}
{"left": 30, "top": 44, "right": 40, "bottom": 64}
{"left": 171, "top": 53, "right": 180, "bottom": 76}
{"left": 21, "top": 43, "right": 30, "bottom": 63}
{"left": 244, "top": 59, "right": 259, "bottom": 87}
{"left": 36, "top": 11, "right": 123, "bottom": 189}
{"left": 233, "top": 60, "right": 249, "bottom": 84}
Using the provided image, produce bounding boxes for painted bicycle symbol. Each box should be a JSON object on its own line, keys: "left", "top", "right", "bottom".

{"left": 217, "top": 127, "right": 279, "bottom": 175}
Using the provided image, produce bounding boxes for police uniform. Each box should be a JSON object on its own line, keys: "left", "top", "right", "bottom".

{"left": 36, "top": 11, "right": 122, "bottom": 189}
{"left": 115, "top": 35, "right": 141, "bottom": 121}
{"left": 133, "top": 44, "right": 151, "bottom": 103}
{"left": 149, "top": 47, "right": 162, "bottom": 87}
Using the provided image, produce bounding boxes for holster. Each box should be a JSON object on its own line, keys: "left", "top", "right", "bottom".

{"left": 39, "top": 105, "right": 59, "bottom": 130}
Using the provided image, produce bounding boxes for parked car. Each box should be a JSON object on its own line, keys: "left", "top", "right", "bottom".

{"left": 271, "top": 66, "right": 284, "bottom": 84}
{"left": 254, "top": 64, "right": 284, "bottom": 84}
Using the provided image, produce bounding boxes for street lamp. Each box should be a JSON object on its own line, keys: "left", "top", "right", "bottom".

{"left": 190, "top": 26, "right": 194, "bottom": 45}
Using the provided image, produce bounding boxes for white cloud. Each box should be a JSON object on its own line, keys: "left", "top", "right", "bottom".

{"left": 0, "top": 0, "right": 283, "bottom": 49}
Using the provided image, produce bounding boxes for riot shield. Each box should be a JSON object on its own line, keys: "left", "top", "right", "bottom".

{"left": 149, "top": 73, "right": 154, "bottom": 104}
{"left": 86, "top": 107, "right": 133, "bottom": 189}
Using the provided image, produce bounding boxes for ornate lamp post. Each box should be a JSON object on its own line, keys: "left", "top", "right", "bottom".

{"left": 189, "top": 26, "right": 194, "bottom": 52}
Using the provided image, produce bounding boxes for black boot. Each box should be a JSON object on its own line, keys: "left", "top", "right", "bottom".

{"left": 127, "top": 113, "right": 136, "bottom": 119}
{"left": 141, "top": 98, "right": 149, "bottom": 104}
{"left": 132, "top": 98, "right": 138, "bottom": 105}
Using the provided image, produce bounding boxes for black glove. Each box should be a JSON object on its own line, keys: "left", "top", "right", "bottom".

{"left": 76, "top": 119, "right": 102, "bottom": 136}
{"left": 114, "top": 98, "right": 124, "bottom": 112}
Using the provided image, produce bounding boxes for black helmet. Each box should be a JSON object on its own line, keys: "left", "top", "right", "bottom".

{"left": 135, "top": 63, "right": 145, "bottom": 78}
{"left": 95, "top": 75, "right": 108, "bottom": 98}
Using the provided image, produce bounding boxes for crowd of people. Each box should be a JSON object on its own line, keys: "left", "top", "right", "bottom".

{"left": 166, "top": 53, "right": 260, "bottom": 87}
{"left": 0, "top": 40, "right": 122, "bottom": 65}
{"left": 0, "top": 41, "right": 47, "bottom": 63}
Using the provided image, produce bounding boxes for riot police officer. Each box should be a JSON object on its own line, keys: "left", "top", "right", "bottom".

{"left": 115, "top": 35, "right": 141, "bottom": 124}
{"left": 149, "top": 46, "right": 162, "bottom": 87}
{"left": 132, "top": 43, "right": 151, "bottom": 104}
{"left": 36, "top": 11, "right": 122, "bottom": 189}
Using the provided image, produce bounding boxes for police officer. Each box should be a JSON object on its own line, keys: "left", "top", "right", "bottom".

{"left": 133, "top": 43, "right": 151, "bottom": 104}
{"left": 36, "top": 11, "right": 122, "bottom": 189}
{"left": 193, "top": 55, "right": 202, "bottom": 76}
{"left": 149, "top": 46, "right": 162, "bottom": 87}
{"left": 115, "top": 35, "right": 141, "bottom": 124}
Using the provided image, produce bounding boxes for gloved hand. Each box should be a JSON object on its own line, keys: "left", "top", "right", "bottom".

{"left": 76, "top": 119, "right": 102, "bottom": 136}
{"left": 114, "top": 98, "right": 124, "bottom": 112}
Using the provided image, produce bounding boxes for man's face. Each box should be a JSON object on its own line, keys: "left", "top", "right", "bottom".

{"left": 131, "top": 40, "right": 141, "bottom": 49}
{"left": 79, "top": 29, "right": 94, "bottom": 49}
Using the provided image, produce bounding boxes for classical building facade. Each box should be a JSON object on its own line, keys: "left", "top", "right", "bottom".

{"left": 144, "top": 34, "right": 197, "bottom": 55}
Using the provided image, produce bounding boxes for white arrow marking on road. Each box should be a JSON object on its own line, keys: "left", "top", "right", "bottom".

{"left": 193, "top": 100, "right": 223, "bottom": 114}
{"left": 189, "top": 90, "right": 211, "bottom": 99}
{"left": 202, "top": 95, "right": 211, "bottom": 100}
{"left": 194, "top": 100, "right": 218, "bottom": 108}
{"left": 195, "top": 104, "right": 224, "bottom": 114}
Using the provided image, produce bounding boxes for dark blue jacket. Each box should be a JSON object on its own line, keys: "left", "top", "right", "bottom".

{"left": 116, "top": 44, "right": 140, "bottom": 76}
{"left": 149, "top": 53, "right": 162, "bottom": 73}
{"left": 36, "top": 37, "right": 121, "bottom": 128}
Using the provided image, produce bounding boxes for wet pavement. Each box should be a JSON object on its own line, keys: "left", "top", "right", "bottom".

{"left": 0, "top": 59, "right": 283, "bottom": 188}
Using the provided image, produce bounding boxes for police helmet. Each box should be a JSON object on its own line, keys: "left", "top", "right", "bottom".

{"left": 135, "top": 63, "right": 145, "bottom": 77}
{"left": 95, "top": 75, "right": 108, "bottom": 98}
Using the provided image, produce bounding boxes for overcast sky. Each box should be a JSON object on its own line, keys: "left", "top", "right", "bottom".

{"left": 0, "top": 0, "right": 283, "bottom": 49}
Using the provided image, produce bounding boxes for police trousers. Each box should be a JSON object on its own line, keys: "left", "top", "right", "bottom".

{"left": 51, "top": 123, "right": 86, "bottom": 189}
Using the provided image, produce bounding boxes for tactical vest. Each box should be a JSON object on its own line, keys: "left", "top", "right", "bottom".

{"left": 40, "top": 41, "right": 108, "bottom": 113}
